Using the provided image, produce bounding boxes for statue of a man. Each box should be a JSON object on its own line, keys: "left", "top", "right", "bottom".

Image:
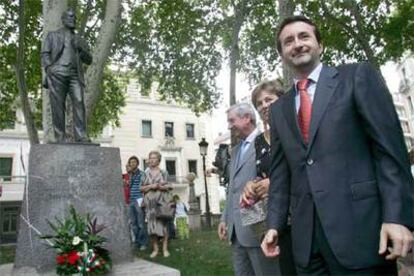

{"left": 41, "top": 8, "right": 92, "bottom": 143}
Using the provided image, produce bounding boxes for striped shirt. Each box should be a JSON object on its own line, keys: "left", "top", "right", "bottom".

{"left": 129, "top": 169, "right": 143, "bottom": 202}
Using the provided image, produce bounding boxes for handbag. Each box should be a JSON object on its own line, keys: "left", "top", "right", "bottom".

{"left": 240, "top": 198, "right": 268, "bottom": 240}
{"left": 155, "top": 193, "right": 175, "bottom": 221}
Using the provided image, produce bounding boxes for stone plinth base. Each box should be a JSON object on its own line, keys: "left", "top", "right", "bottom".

{"left": 13, "top": 144, "right": 133, "bottom": 274}
{"left": 2, "top": 258, "right": 180, "bottom": 276}
{"left": 188, "top": 211, "right": 201, "bottom": 230}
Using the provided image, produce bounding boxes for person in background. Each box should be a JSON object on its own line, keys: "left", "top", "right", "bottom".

{"left": 127, "top": 156, "right": 148, "bottom": 251}
{"left": 218, "top": 103, "right": 281, "bottom": 275}
{"left": 141, "top": 150, "right": 173, "bottom": 258}
{"left": 173, "top": 194, "right": 189, "bottom": 240}
{"left": 241, "top": 79, "right": 296, "bottom": 275}
{"left": 122, "top": 164, "right": 131, "bottom": 205}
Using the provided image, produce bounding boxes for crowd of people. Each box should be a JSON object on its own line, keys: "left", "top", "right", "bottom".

{"left": 216, "top": 15, "right": 414, "bottom": 276}
{"left": 122, "top": 150, "right": 189, "bottom": 259}
{"left": 120, "top": 15, "right": 414, "bottom": 275}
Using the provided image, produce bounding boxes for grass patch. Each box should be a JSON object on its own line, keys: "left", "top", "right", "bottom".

{"left": 0, "top": 229, "right": 233, "bottom": 275}
{"left": 0, "top": 245, "right": 15, "bottom": 265}
{"left": 136, "top": 228, "right": 233, "bottom": 276}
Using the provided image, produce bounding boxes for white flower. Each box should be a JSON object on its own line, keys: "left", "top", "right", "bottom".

{"left": 72, "top": 236, "right": 82, "bottom": 245}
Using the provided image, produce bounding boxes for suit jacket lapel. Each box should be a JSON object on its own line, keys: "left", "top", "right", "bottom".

{"left": 307, "top": 65, "right": 339, "bottom": 151}
{"left": 230, "top": 144, "right": 239, "bottom": 181}
{"left": 283, "top": 89, "right": 305, "bottom": 147}
{"left": 234, "top": 143, "right": 255, "bottom": 176}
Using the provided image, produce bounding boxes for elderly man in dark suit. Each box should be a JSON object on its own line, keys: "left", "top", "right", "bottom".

{"left": 41, "top": 8, "right": 92, "bottom": 143}
{"left": 218, "top": 102, "right": 280, "bottom": 275}
{"left": 262, "top": 15, "right": 414, "bottom": 275}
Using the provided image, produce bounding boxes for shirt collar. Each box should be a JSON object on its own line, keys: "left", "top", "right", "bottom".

{"left": 293, "top": 63, "right": 323, "bottom": 92}
{"left": 243, "top": 128, "right": 259, "bottom": 145}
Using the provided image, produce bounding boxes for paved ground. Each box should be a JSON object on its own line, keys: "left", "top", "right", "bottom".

{"left": 0, "top": 258, "right": 180, "bottom": 276}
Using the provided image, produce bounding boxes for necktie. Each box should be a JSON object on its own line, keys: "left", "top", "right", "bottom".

{"left": 237, "top": 140, "right": 249, "bottom": 167}
{"left": 298, "top": 79, "right": 312, "bottom": 143}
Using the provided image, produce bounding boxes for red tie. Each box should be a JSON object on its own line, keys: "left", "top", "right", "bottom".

{"left": 298, "top": 79, "right": 312, "bottom": 143}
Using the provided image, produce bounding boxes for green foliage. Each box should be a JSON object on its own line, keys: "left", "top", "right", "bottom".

{"left": 294, "top": 0, "right": 411, "bottom": 67}
{"left": 127, "top": 0, "right": 223, "bottom": 114}
{"left": 87, "top": 69, "right": 127, "bottom": 137}
{"left": 238, "top": 0, "right": 279, "bottom": 84}
{"left": 382, "top": 0, "right": 414, "bottom": 59}
{"left": 0, "top": 0, "right": 42, "bottom": 129}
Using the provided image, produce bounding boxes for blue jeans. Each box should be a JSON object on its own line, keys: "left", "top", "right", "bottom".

{"left": 129, "top": 201, "right": 148, "bottom": 247}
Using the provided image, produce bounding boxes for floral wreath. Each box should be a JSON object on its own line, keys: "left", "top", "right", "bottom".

{"left": 40, "top": 206, "right": 112, "bottom": 275}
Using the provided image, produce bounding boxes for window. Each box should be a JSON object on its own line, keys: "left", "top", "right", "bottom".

{"left": 186, "top": 123, "right": 195, "bottom": 139}
{"left": 165, "top": 160, "right": 176, "bottom": 182}
{"left": 165, "top": 122, "right": 174, "bottom": 137}
{"left": 0, "top": 157, "right": 13, "bottom": 181}
{"left": 188, "top": 160, "right": 197, "bottom": 175}
{"left": 2, "top": 206, "right": 19, "bottom": 234}
{"left": 141, "top": 120, "right": 152, "bottom": 137}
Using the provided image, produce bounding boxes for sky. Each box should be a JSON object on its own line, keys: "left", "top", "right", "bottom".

{"left": 211, "top": 61, "right": 402, "bottom": 143}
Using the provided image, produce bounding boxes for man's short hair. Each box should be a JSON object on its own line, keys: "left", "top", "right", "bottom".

{"left": 128, "top": 155, "right": 139, "bottom": 165}
{"left": 276, "top": 15, "right": 322, "bottom": 54}
{"left": 227, "top": 102, "right": 257, "bottom": 126}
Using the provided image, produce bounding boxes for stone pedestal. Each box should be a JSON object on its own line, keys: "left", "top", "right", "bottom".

{"left": 186, "top": 173, "right": 201, "bottom": 230}
{"left": 13, "top": 144, "right": 133, "bottom": 274}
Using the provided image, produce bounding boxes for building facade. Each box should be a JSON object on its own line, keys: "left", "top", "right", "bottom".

{"left": 0, "top": 80, "right": 220, "bottom": 243}
{"left": 395, "top": 55, "right": 414, "bottom": 151}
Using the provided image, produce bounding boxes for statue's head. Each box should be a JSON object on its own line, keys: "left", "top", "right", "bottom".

{"left": 61, "top": 8, "right": 76, "bottom": 30}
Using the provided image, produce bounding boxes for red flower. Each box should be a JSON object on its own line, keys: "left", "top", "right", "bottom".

{"left": 56, "top": 254, "right": 66, "bottom": 265}
{"left": 68, "top": 251, "right": 80, "bottom": 265}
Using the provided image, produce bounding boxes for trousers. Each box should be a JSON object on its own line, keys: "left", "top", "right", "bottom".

{"left": 46, "top": 66, "right": 87, "bottom": 142}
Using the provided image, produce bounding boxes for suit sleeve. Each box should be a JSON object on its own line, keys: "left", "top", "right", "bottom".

{"left": 354, "top": 62, "right": 414, "bottom": 229}
{"left": 267, "top": 103, "right": 291, "bottom": 231}
{"left": 41, "top": 33, "right": 53, "bottom": 69}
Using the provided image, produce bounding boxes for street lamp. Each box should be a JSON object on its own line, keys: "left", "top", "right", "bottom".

{"left": 198, "top": 137, "right": 211, "bottom": 228}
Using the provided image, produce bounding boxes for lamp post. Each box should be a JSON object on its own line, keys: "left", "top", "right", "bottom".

{"left": 199, "top": 137, "right": 211, "bottom": 228}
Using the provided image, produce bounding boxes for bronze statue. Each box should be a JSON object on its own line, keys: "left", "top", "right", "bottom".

{"left": 41, "top": 8, "right": 92, "bottom": 143}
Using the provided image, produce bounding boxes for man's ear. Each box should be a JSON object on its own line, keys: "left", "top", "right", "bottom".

{"left": 318, "top": 43, "right": 324, "bottom": 56}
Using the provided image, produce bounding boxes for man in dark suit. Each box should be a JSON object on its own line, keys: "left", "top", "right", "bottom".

{"left": 41, "top": 8, "right": 92, "bottom": 143}
{"left": 218, "top": 103, "right": 280, "bottom": 275}
{"left": 261, "top": 16, "right": 414, "bottom": 274}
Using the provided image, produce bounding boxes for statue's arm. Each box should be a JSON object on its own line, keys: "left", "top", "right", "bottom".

{"left": 41, "top": 33, "right": 53, "bottom": 72}
{"left": 75, "top": 35, "right": 93, "bottom": 65}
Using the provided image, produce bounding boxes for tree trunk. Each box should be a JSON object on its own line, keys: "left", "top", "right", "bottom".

{"left": 277, "top": 0, "right": 294, "bottom": 90}
{"left": 229, "top": 0, "right": 249, "bottom": 146}
{"left": 42, "top": 0, "right": 67, "bottom": 142}
{"left": 16, "top": 0, "right": 39, "bottom": 145}
{"left": 85, "top": 0, "right": 122, "bottom": 123}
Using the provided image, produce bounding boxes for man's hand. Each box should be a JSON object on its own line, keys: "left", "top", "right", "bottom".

{"left": 379, "top": 223, "right": 414, "bottom": 260}
{"left": 261, "top": 229, "right": 280, "bottom": 257}
{"left": 218, "top": 221, "right": 227, "bottom": 241}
